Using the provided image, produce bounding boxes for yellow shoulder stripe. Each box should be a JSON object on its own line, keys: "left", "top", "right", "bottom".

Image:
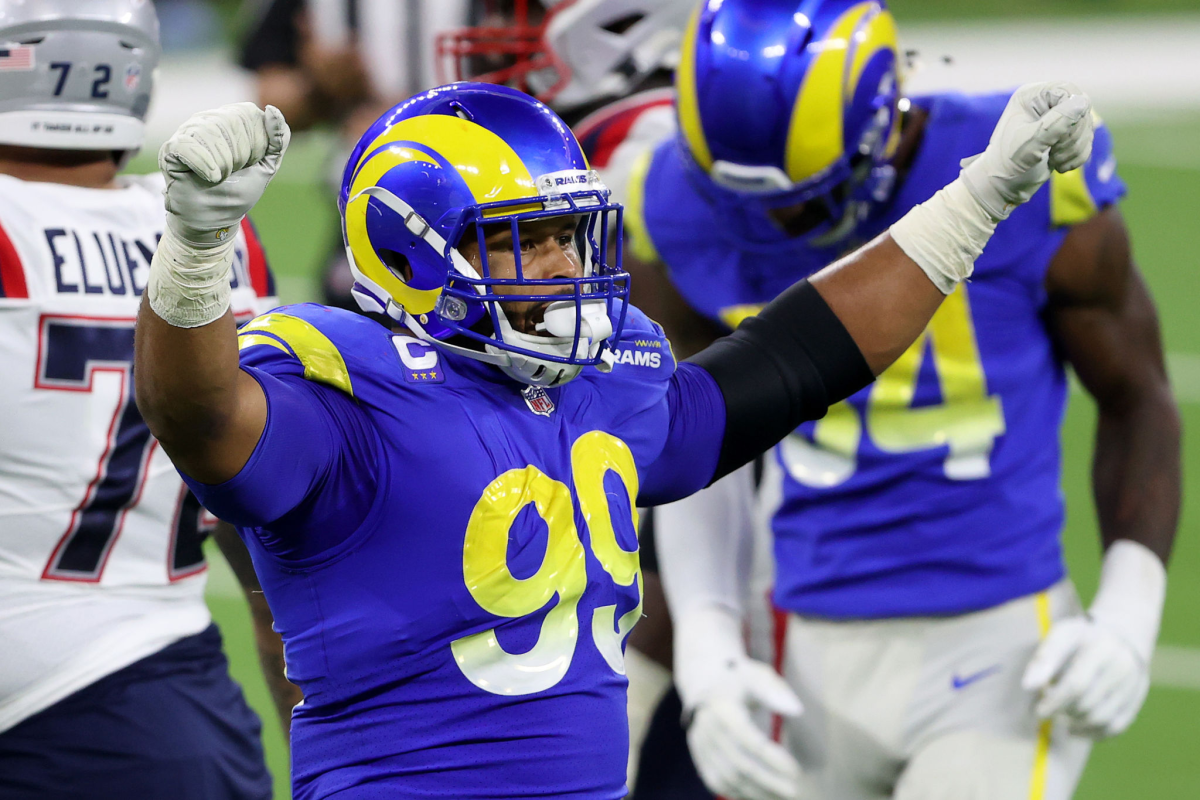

{"left": 718, "top": 303, "right": 766, "bottom": 331}
{"left": 238, "top": 314, "right": 355, "bottom": 397}
{"left": 624, "top": 148, "right": 661, "bottom": 264}
{"left": 1049, "top": 166, "right": 1098, "bottom": 227}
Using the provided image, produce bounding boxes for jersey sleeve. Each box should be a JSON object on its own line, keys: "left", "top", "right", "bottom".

{"left": 239, "top": 217, "right": 280, "bottom": 314}
{"left": 0, "top": 217, "right": 30, "bottom": 299}
{"left": 637, "top": 361, "right": 727, "bottom": 506}
{"left": 183, "top": 314, "right": 382, "bottom": 561}
{"left": 1048, "top": 117, "right": 1127, "bottom": 227}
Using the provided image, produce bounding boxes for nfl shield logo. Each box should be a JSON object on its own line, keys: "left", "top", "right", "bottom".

{"left": 522, "top": 386, "right": 555, "bottom": 417}
{"left": 125, "top": 64, "right": 141, "bottom": 91}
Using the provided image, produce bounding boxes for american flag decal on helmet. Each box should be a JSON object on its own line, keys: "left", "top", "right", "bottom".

{"left": 0, "top": 45, "right": 34, "bottom": 71}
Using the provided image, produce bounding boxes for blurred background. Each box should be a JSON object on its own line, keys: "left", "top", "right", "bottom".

{"left": 139, "top": 1, "right": 1200, "bottom": 797}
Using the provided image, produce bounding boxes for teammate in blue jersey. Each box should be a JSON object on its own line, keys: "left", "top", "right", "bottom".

{"left": 132, "top": 79, "right": 1093, "bottom": 798}
{"left": 634, "top": 2, "right": 1182, "bottom": 800}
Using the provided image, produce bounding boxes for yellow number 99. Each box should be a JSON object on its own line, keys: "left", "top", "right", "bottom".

{"left": 451, "top": 467, "right": 587, "bottom": 696}
{"left": 452, "top": 432, "right": 644, "bottom": 695}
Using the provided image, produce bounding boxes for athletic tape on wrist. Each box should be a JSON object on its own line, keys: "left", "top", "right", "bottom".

{"left": 147, "top": 226, "right": 235, "bottom": 328}
{"left": 1090, "top": 540, "right": 1167, "bottom": 664}
{"left": 673, "top": 605, "right": 746, "bottom": 709}
{"left": 889, "top": 178, "right": 1001, "bottom": 295}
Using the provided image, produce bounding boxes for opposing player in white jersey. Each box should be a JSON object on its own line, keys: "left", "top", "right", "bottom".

{"left": 0, "top": 3, "right": 277, "bottom": 797}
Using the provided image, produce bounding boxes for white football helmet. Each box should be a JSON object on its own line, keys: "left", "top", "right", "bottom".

{"left": 0, "top": 0, "right": 160, "bottom": 152}
{"left": 437, "top": 0, "right": 694, "bottom": 112}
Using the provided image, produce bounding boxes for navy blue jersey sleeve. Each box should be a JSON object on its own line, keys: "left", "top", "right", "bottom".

{"left": 183, "top": 340, "right": 381, "bottom": 562}
{"left": 638, "top": 362, "right": 726, "bottom": 506}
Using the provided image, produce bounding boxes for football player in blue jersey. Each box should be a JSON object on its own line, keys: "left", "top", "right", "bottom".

{"left": 132, "top": 79, "right": 1092, "bottom": 798}
{"left": 633, "top": 2, "right": 1182, "bottom": 800}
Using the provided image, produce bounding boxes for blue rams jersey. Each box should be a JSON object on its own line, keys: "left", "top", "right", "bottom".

{"left": 187, "top": 304, "right": 724, "bottom": 799}
{"left": 635, "top": 92, "right": 1126, "bottom": 618}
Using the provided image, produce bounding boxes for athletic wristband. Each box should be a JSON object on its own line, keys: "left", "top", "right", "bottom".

{"left": 889, "top": 177, "right": 1001, "bottom": 294}
{"left": 673, "top": 605, "right": 746, "bottom": 713}
{"left": 146, "top": 225, "right": 235, "bottom": 328}
{"left": 1089, "top": 539, "right": 1167, "bottom": 665}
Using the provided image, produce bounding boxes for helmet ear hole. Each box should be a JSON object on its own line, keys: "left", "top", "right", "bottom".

{"left": 380, "top": 249, "right": 413, "bottom": 283}
{"left": 601, "top": 13, "right": 645, "bottom": 35}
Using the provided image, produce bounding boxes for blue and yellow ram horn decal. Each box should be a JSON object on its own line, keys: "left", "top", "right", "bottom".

{"left": 785, "top": 2, "right": 898, "bottom": 185}
{"left": 344, "top": 115, "right": 540, "bottom": 315}
{"left": 676, "top": 4, "right": 713, "bottom": 171}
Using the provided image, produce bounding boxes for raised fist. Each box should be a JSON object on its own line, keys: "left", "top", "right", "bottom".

{"left": 159, "top": 102, "right": 291, "bottom": 247}
{"left": 960, "top": 82, "right": 1094, "bottom": 221}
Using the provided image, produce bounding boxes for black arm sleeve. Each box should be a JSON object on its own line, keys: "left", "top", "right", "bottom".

{"left": 687, "top": 279, "right": 874, "bottom": 482}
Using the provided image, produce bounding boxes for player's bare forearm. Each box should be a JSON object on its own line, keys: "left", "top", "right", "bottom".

{"left": 1048, "top": 208, "right": 1181, "bottom": 564}
{"left": 212, "top": 521, "right": 302, "bottom": 735}
{"left": 135, "top": 297, "right": 266, "bottom": 484}
{"left": 1092, "top": 379, "right": 1180, "bottom": 563}
{"left": 809, "top": 233, "right": 945, "bottom": 375}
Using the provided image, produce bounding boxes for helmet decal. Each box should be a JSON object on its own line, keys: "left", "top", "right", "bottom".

{"left": 338, "top": 83, "right": 628, "bottom": 388}
{"left": 784, "top": 3, "right": 877, "bottom": 185}
{"left": 675, "top": 0, "right": 902, "bottom": 245}
{"left": 345, "top": 144, "right": 444, "bottom": 315}
{"left": 675, "top": 5, "right": 712, "bottom": 171}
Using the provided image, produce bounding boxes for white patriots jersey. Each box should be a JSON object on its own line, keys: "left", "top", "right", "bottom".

{"left": 0, "top": 172, "right": 277, "bottom": 732}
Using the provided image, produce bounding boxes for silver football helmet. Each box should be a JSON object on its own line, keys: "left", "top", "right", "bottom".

{"left": 0, "top": 0, "right": 160, "bottom": 151}
{"left": 532, "top": 0, "right": 694, "bottom": 111}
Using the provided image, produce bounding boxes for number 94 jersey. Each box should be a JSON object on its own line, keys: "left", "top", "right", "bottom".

{"left": 0, "top": 172, "right": 276, "bottom": 732}
{"left": 635, "top": 92, "right": 1126, "bottom": 619}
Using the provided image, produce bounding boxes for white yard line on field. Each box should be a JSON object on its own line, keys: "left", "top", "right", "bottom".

{"left": 1072, "top": 354, "right": 1200, "bottom": 405}
{"left": 1166, "top": 353, "right": 1200, "bottom": 405}
{"left": 1152, "top": 645, "right": 1200, "bottom": 691}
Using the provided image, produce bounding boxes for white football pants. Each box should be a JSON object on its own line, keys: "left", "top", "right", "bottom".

{"left": 762, "top": 580, "right": 1093, "bottom": 800}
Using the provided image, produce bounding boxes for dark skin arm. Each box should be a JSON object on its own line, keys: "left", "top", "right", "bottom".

{"left": 212, "top": 521, "right": 303, "bottom": 735}
{"left": 630, "top": 236, "right": 938, "bottom": 373}
{"left": 1045, "top": 206, "right": 1181, "bottom": 564}
{"left": 627, "top": 238, "right": 946, "bottom": 666}
{"left": 137, "top": 225, "right": 940, "bottom": 484}
{"left": 134, "top": 300, "right": 266, "bottom": 484}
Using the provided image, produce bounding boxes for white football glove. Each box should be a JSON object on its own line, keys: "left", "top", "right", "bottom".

{"left": 675, "top": 607, "right": 803, "bottom": 800}
{"left": 891, "top": 81, "right": 1094, "bottom": 294}
{"left": 960, "top": 82, "right": 1094, "bottom": 221}
{"left": 148, "top": 103, "right": 290, "bottom": 328}
{"left": 1022, "top": 541, "right": 1167, "bottom": 739}
{"left": 160, "top": 102, "right": 291, "bottom": 247}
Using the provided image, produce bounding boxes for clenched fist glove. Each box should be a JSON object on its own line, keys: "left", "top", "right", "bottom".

{"left": 148, "top": 103, "right": 290, "bottom": 327}
{"left": 675, "top": 606, "right": 803, "bottom": 800}
{"left": 959, "top": 82, "right": 1093, "bottom": 220}
{"left": 1022, "top": 541, "right": 1166, "bottom": 739}
{"left": 891, "top": 81, "right": 1094, "bottom": 294}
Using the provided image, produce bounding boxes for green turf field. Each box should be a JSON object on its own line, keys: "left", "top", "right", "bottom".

{"left": 198, "top": 109, "right": 1200, "bottom": 798}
